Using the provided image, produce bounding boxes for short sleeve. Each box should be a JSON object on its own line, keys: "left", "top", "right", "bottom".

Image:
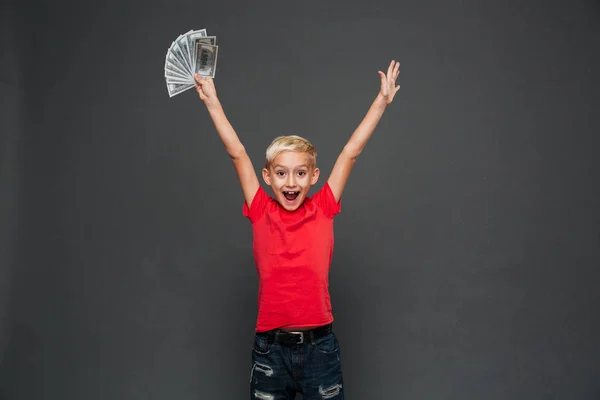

{"left": 312, "top": 182, "right": 342, "bottom": 219}
{"left": 242, "top": 185, "right": 271, "bottom": 223}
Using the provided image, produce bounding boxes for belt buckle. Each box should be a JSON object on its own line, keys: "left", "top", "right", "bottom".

{"left": 290, "top": 331, "right": 304, "bottom": 344}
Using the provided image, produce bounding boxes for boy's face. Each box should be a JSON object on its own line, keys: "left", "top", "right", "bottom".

{"left": 262, "top": 151, "right": 320, "bottom": 211}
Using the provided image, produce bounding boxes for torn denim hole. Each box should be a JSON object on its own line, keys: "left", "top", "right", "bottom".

{"left": 319, "top": 383, "right": 342, "bottom": 399}
{"left": 254, "top": 390, "right": 275, "bottom": 400}
{"left": 253, "top": 362, "right": 274, "bottom": 377}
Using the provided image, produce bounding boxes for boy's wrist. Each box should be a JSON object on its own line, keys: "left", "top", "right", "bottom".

{"left": 375, "top": 92, "right": 389, "bottom": 107}
{"left": 204, "top": 97, "right": 221, "bottom": 110}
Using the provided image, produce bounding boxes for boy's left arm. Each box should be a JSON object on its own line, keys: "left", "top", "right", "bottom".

{"left": 328, "top": 60, "right": 401, "bottom": 202}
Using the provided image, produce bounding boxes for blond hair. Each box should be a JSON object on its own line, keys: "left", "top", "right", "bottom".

{"left": 265, "top": 135, "right": 317, "bottom": 169}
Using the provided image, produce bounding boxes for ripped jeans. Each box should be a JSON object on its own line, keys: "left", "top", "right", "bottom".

{"left": 250, "top": 331, "right": 344, "bottom": 399}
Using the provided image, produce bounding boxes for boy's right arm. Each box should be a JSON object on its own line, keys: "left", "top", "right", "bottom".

{"left": 194, "top": 74, "right": 260, "bottom": 208}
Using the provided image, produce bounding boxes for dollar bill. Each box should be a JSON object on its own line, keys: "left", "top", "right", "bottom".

{"left": 177, "top": 31, "right": 194, "bottom": 73}
{"left": 165, "top": 69, "right": 194, "bottom": 83}
{"left": 166, "top": 82, "right": 195, "bottom": 98}
{"left": 186, "top": 29, "right": 207, "bottom": 64}
{"left": 165, "top": 60, "right": 189, "bottom": 78}
{"left": 169, "top": 39, "right": 192, "bottom": 75}
{"left": 166, "top": 78, "right": 195, "bottom": 86}
{"left": 194, "top": 43, "right": 218, "bottom": 78}
{"left": 191, "top": 36, "right": 217, "bottom": 73}
{"left": 165, "top": 66, "right": 194, "bottom": 82}
{"left": 165, "top": 47, "right": 189, "bottom": 76}
{"left": 164, "top": 48, "right": 190, "bottom": 77}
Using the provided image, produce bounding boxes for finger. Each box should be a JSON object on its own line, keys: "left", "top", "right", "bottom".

{"left": 378, "top": 71, "right": 386, "bottom": 85}
{"left": 393, "top": 61, "right": 400, "bottom": 77}
{"left": 387, "top": 60, "right": 395, "bottom": 78}
{"left": 194, "top": 74, "right": 204, "bottom": 84}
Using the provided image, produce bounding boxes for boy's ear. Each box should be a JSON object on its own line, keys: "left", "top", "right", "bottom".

{"left": 310, "top": 167, "right": 320, "bottom": 185}
{"left": 262, "top": 168, "right": 272, "bottom": 185}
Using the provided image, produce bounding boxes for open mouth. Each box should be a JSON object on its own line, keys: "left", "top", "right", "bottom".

{"left": 283, "top": 191, "right": 300, "bottom": 202}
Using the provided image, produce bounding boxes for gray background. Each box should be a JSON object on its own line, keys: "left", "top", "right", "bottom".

{"left": 1, "top": 0, "right": 600, "bottom": 399}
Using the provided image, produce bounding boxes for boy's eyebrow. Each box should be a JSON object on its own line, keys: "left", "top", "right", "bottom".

{"left": 273, "top": 164, "right": 308, "bottom": 169}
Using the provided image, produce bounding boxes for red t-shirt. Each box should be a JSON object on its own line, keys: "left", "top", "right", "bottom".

{"left": 243, "top": 182, "right": 341, "bottom": 332}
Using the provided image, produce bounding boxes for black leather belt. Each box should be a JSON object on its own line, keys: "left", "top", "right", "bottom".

{"left": 256, "top": 323, "right": 333, "bottom": 345}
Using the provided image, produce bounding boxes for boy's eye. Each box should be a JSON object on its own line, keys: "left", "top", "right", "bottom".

{"left": 277, "top": 171, "right": 285, "bottom": 176}
{"left": 298, "top": 171, "right": 306, "bottom": 176}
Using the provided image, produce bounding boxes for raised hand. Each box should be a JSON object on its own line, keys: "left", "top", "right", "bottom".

{"left": 377, "top": 60, "right": 401, "bottom": 105}
{"left": 194, "top": 74, "right": 217, "bottom": 103}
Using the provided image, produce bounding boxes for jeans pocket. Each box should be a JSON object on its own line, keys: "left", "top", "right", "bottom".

{"left": 253, "top": 335, "right": 274, "bottom": 355}
{"left": 313, "top": 333, "right": 339, "bottom": 355}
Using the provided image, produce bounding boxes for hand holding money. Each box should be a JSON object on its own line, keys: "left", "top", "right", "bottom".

{"left": 194, "top": 74, "right": 217, "bottom": 103}
{"left": 164, "top": 28, "right": 219, "bottom": 98}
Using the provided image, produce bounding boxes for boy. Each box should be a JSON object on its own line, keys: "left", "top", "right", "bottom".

{"left": 194, "top": 60, "right": 400, "bottom": 400}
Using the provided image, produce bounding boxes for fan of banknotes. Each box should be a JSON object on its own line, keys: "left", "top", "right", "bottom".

{"left": 164, "top": 29, "right": 219, "bottom": 98}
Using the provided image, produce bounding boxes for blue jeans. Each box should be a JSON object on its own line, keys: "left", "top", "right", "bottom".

{"left": 250, "top": 330, "right": 345, "bottom": 399}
